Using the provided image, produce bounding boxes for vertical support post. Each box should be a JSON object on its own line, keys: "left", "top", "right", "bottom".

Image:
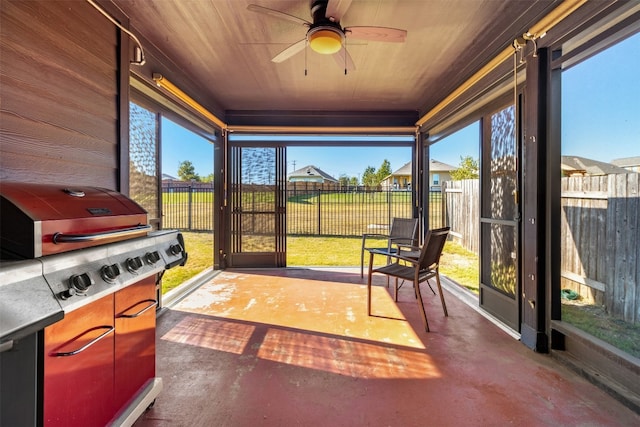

{"left": 520, "top": 47, "right": 551, "bottom": 352}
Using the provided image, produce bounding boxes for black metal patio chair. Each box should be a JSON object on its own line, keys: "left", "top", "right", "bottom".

{"left": 360, "top": 217, "right": 419, "bottom": 278}
{"left": 367, "top": 226, "right": 450, "bottom": 332}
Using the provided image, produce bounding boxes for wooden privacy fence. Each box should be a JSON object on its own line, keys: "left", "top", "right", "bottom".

{"left": 561, "top": 173, "right": 639, "bottom": 324}
{"left": 442, "top": 174, "right": 640, "bottom": 324}
{"left": 442, "top": 179, "right": 479, "bottom": 254}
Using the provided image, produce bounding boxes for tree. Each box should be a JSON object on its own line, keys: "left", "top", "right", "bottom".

{"left": 349, "top": 176, "right": 359, "bottom": 186}
{"left": 177, "top": 160, "right": 201, "bottom": 182}
{"left": 338, "top": 174, "right": 350, "bottom": 187}
{"left": 376, "top": 159, "right": 392, "bottom": 184}
{"left": 202, "top": 173, "right": 214, "bottom": 183}
{"left": 361, "top": 166, "right": 377, "bottom": 187}
{"left": 362, "top": 160, "right": 393, "bottom": 188}
{"left": 450, "top": 155, "right": 479, "bottom": 180}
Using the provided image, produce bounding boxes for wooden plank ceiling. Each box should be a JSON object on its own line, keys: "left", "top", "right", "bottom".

{"left": 112, "top": 0, "right": 562, "bottom": 123}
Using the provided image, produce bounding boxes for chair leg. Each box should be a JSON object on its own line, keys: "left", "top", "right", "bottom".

{"left": 414, "top": 273, "right": 430, "bottom": 332}
{"left": 394, "top": 277, "right": 399, "bottom": 302}
{"left": 367, "top": 252, "right": 375, "bottom": 316}
{"left": 435, "top": 271, "right": 448, "bottom": 317}
{"left": 426, "top": 280, "right": 436, "bottom": 295}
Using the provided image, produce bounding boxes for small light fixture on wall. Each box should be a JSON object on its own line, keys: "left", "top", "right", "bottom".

{"left": 86, "top": 0, "right": 146, "bottom": 66}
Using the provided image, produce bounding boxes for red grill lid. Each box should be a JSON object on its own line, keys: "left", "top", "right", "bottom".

{"left": 1, "top": 182, "right": 149, "bottom": 258}
{"left": 0, "top": 182, "right": 146, "bottom": 220}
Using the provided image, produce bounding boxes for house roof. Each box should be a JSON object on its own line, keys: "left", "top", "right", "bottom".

{"left": 561, "top": 156, "right": 630, "bottom": 175}
{"left": 288, "top": 165, "right": 338, "bottom": 182}
{"left": 429, "top": 159, "right": 457, "bottom": 172}
{"left": 162, "top": 173, "right": 178, "bottom": 181}
{"left": 391, "top": 161, "right": 412, "bottom": 176}
{"left": 388, "top": 159, "right": 457, "bottom": 177}
{"left": 611, "top": 156, "right": 640, "bottom": 168}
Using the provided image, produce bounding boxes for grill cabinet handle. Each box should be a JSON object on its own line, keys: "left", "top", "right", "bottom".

{"left": 52, "top": 224, "right": 152, "bottom": 244}
{"left": 117, "top": 299, "right": 158, "bottom": 318}
{"left": 50, "top": 325, "right": 114, "bottom": 357}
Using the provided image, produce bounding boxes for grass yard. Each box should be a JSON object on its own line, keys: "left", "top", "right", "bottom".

{"left": 161, "top": 231, "right": 214, "bottom": 294}
{"left": 562, "top": 301, "right": 640, "bottom": 359}
{"left": 161, "top": 233, "right": 479, "bottom": 295}
{"left": 288, "top": 235, "right": 479, "bottom": 293}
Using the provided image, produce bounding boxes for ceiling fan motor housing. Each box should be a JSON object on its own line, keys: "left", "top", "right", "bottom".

{"left": 310, "top": 0, "right": 330, "bottom": 23}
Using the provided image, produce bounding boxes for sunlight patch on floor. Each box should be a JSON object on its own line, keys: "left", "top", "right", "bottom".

{"left": 258, "top": 328, "right": 440, "bottom": 379}
{"left": 170, "top": 271, "right": 425, "bottom": 349}
{"left": 161, "top": 316, "right": 254, "bottom": 355}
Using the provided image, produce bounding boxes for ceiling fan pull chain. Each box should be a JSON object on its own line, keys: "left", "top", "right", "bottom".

{"left": 305, "top": 42, "right": 308, "bottom": 76}
{"left": 344, "top": 40, "right": 348, "bottom": 75}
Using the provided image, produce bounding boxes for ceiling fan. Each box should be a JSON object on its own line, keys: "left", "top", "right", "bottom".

{"left": 247, "top": 0, "right": 407, "bottom": 72}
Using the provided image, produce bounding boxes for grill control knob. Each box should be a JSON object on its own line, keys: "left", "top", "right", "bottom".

{"left": 126, "top": 256, "right": 143, "bottom": 273}
{"left": 101, "top": 263, "right": 121, "bottom": 283}
{"left": 69, "top": 273, "right": 94, "bottom": 295}
{"left": 145, "top": 251, "right": 161, "bottom": 265}
{"left": 169, "top": 243, "right": 183, "bottom": 256}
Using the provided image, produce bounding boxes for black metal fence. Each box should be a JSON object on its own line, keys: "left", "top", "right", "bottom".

{"left": 162, "top": 182, "right": 214, "bottom": 231}
{"left": 286, "top": 189, "right": 414, "bottom": 236}
{"left": 162, "top": 182, "right": 443, "bottom": 236}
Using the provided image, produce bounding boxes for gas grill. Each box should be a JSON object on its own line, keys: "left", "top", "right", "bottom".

{"left": 0, "top": 182, "right": 187, "bottom": 426}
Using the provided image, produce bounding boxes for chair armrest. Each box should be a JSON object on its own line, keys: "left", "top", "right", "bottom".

{"left": 362, "top": 233, "right": 390, "bottom": 249}
{"left": 369, "top": 248, "right": 419, "bottom": 265}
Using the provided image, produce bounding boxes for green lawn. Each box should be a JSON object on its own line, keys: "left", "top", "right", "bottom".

{"left": 161, "top": 232, "right": 479, "bottom": 295}
{"left": 288, "top": 235, "right": 478, "bottom": 293}
{"left": 161, "top": 231, "right": 213, "bottom": 294}
{"left": 562, "top": 301, "right": 640, "bottom": 359}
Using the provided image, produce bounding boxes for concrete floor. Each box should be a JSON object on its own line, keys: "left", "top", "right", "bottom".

{"left": 135, "top": 268, "right": 640, "bottom": 426}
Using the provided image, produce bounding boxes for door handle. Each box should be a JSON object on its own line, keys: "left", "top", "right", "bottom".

{"left": 50, "top": 325, "right": 114, "bottom": 357}
{"left": 117, "top": 299, "right": 158, "bottom": 318}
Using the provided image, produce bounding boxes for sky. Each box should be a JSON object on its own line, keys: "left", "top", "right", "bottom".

{"left": 161, "top": 32, "right": 639, "bottom": 180}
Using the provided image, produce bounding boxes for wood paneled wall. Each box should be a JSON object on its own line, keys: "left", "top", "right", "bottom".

{"left": 0, "top": 0, "right": 120, "bottom": 188}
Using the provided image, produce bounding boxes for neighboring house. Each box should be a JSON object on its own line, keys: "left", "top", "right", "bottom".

{"left": 288, "top": 165, "right": 338, "bottom": 183}
{"left": 561, "top": 155, "right": 629, "bottom": 176}
{"left": 381, "top": 159, "right": 457, "bottom": 191}
{"left": 611, "top": 156, "right": 640, "bottom": 173}
{"left": 162, "top": 173, "right": 178, "bottom": 182}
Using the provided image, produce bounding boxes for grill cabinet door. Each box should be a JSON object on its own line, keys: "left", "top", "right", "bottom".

{"left": 44, "top": 295, "right": 115, "bottom": 427}
{"left": 114, "top": 276, "right": 157, "bottom": 412}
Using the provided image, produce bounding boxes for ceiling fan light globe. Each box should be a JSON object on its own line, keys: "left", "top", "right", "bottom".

{"left": 308, "top": 28, "right": 343, "bottom": 54}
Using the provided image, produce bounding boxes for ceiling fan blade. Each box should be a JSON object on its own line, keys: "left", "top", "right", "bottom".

{"left": 325, "top": 0, "right": 353, "bottom": 22}
{"left": 345, "top": 26, "right": 407, "bottom": 43}
{"left": 272, "top": 39, "right": 307, "bottom": 63}
{"left": 247, "top": 4, "right": 310, "bottom": 26}
{"left": 332, "top": 47, "right": 356, "bottom": 72}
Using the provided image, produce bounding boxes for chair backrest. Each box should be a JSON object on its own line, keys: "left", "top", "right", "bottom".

{"left": 389, "top": 217, "right": 419, "bottom": 245}
{"left": 418, "top": 227, "right": 450, "bottom": 271}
